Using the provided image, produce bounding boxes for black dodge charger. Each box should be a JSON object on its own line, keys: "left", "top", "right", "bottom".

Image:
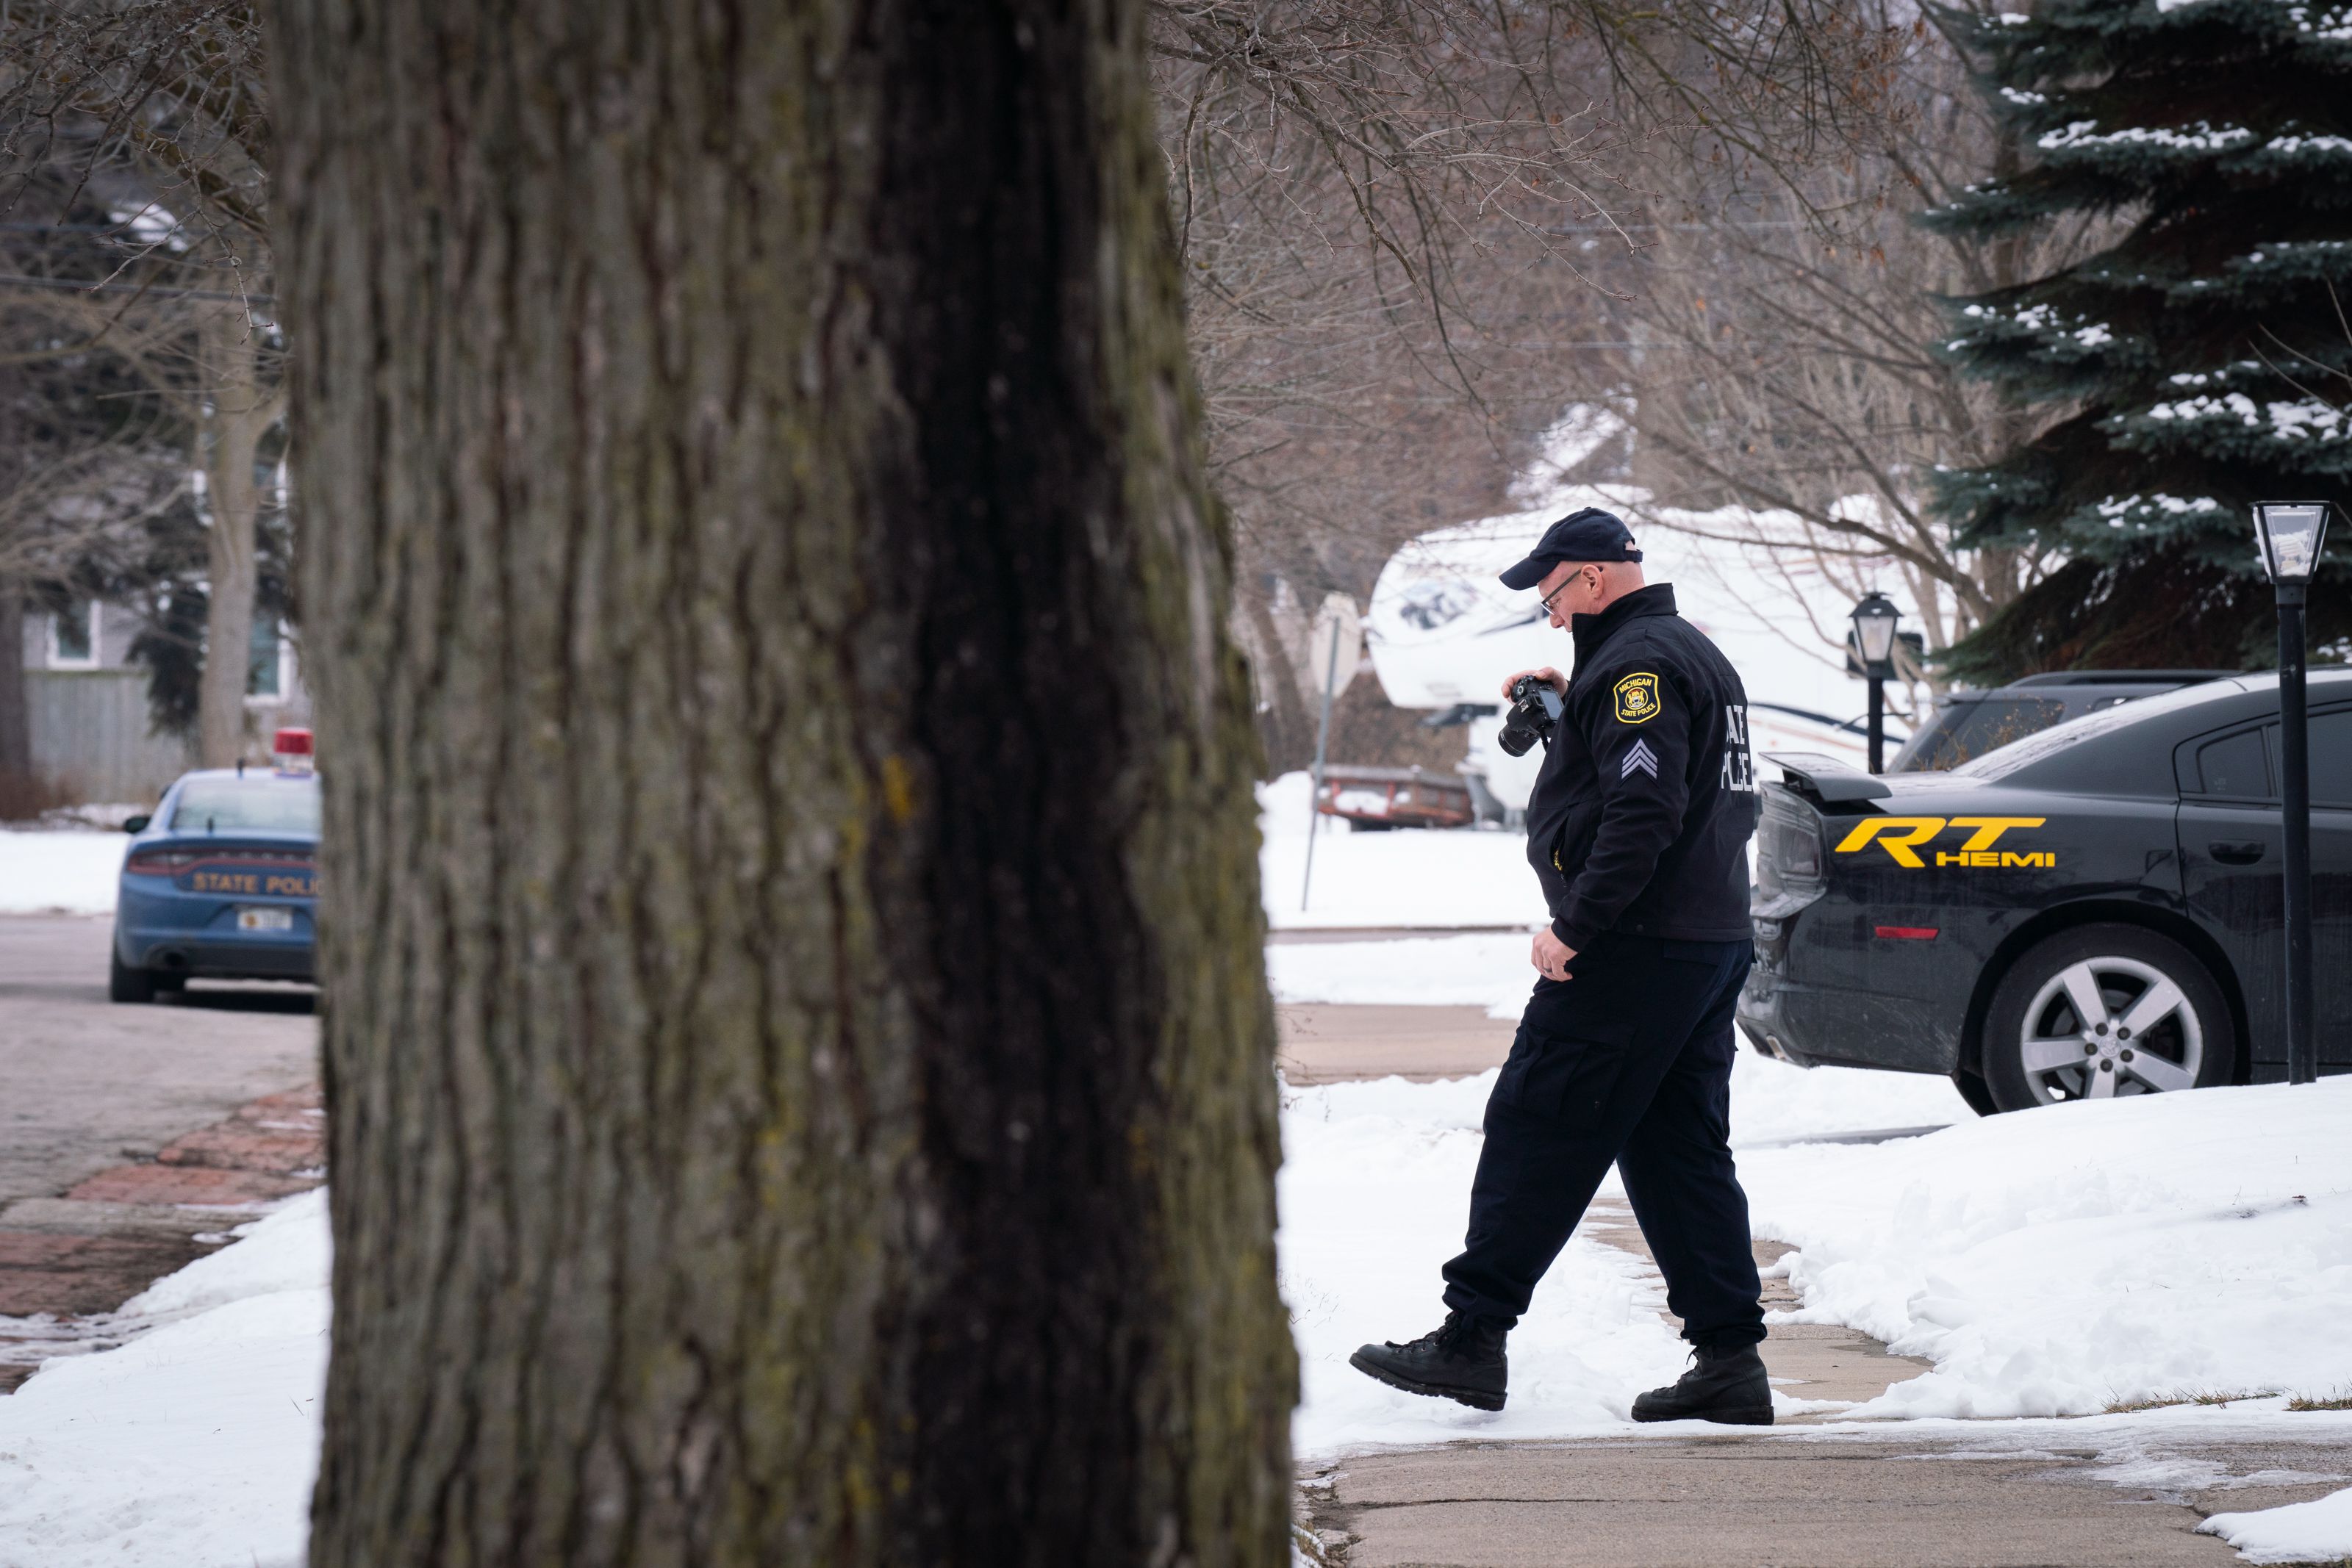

{"left": 1739, "top": 669, "right": 2352, "bottom": 1113}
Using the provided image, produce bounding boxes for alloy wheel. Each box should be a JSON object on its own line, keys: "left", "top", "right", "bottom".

{"left": 2015, "top": 956, "right": 2203, "bottom": 1104}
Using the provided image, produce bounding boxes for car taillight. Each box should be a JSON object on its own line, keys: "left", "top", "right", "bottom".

{"left": 1779, "top": 819, "right": 1823, "bottom": 880}
{"left": 126, "top": 849, "right": 203, "bottom": 874}
{"left": 1756, "top": 807, "right": 1825, "bottom": 898}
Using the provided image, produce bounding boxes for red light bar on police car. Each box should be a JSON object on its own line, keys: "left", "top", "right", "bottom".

{"left": 273, "top": 727, "right": 315, "bottom": 773}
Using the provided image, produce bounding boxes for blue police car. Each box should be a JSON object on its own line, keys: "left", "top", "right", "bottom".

{"left": 110, "top": 729, "right": 320, "bottom": 1003}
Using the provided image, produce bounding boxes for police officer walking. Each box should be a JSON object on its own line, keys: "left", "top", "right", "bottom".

{"left": 1350, "top": 508, "right": 1771, "bottom": 1423}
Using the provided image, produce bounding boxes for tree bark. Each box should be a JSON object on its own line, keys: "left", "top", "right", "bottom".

{"left": 268, "top": 1, "right": 1294, "bottom": 1564}
{"left": 196, "top": 303, "right": 275, "bottom": 767}
{"left": 1238, "top": 588, "right": 1315, "bottom": 774}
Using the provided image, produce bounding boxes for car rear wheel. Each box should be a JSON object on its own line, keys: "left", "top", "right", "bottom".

{"left": 108, "top": 944, "right": 157, "bottom": 1004}
{"left": 1983, "top": 924, "right": 2234, "bottom": 1112}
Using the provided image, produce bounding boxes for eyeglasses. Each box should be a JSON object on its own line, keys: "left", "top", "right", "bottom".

{"left": 1540, "top": 569, "right": 1588, "bottom": 616}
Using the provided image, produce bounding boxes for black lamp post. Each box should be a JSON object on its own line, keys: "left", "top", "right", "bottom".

{"left": 1851, "top": 592, "right": 1901, "bottom": 774}
{"left": 2252, "top": 500, "right": 2332, "bottom": 1086}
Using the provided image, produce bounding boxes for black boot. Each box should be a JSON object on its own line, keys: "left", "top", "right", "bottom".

{"left": 1349, "top": 1311, "right": 1509, "bottom": 1411}
{"left": 1631, "top": 1342, "right": 1773, "bottom": 1425}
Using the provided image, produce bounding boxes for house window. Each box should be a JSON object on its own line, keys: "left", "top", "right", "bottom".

{"left": 247, "top": 616, "right": 284, "bottom": 698}
{"left": 49, "top": 601, "right": 98, "bottom": 668}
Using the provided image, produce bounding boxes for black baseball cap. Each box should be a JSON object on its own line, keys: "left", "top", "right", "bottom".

{"left": 1498, "top": 507, "right": 1643, "bottom": 589}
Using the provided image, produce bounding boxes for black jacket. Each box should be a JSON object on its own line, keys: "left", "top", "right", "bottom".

{"left": 1524, "top": 584, "right": 1759, "bottom": 951}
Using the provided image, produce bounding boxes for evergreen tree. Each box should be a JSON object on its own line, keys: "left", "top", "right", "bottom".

{"left": 1928, "top": 0, "right": 2352, "bottom": 677}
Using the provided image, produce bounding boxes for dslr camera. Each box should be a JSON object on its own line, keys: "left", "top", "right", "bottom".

{"left": 1497, "top": 675, "right": 1564, "bottom": 757}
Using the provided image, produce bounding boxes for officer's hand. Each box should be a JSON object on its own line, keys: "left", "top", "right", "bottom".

{"left": 1531, "top": 927, "right": 1577, "bottom": 982}
{"left": 1501, "top": 666, "right": 1568, "bottom": 701}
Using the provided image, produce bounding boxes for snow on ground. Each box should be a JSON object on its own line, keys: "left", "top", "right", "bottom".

{"left": 1280, "top": 1052, "right": 1973, "bottom": 1457}
{"left": 0, "top": 1193, "right": 329, "bottom": 1568}
{"left": 1740, "top": 1077, "right": 2352, "bottom": 1421}
{"left": 7, "top": 903, "right": 2342, "bottom": 1559}
{"left": 2205, "top": 1484, "right": 2352, "bottom": 1564}
{"left": 1259, "top": 774, "right": 1542, "bottom": 931}
{"left": 0, "top": 828, "right": 123, "bottom": 916}
{"left": 1282, "top": 1073, "right": 1690, "bottom": 1454}
{"left": 1726, "top": 1049, "right": 1969, "bottom": 1146}
{"left": 1280, "top": 1063, "right": 2352, "bottom": 1568}
{"left": 1269, "top": 930, "right": 1535, "bottom": 1012}
{"left": 1272, "top": 953, "right": 2349, "bottom": 1500}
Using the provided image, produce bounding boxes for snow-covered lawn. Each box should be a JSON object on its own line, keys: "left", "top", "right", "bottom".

{"left": 1282, "top": 1052, "right": 1967, "bottom": 1453}
{"left": 1269, "top": 930, "right": 1535, "bottom": 1012}
{"left": 0, "top": 1194, "right": 327, "bottom": 1568}
{"left": 1277, "top": 1053, "right": 1967, "bottom": 1457}
{"left": 1743, "top": 1075, "right": 2352, "bottom": 1421}
{"left": 1283, "top": 1072, "right": 1687, "bottom": 1453}
{"left": 0, "top": 829, "right": 124, "bottom": 916}
{"left": 1282, "top": 1061, "right": 2352, "bottom": 1558}
{"left": 1258, "top": 773, "right": 1543, "bottom": 931}
{"left": 1286, "top": 1059, "right": 2352, "bottom": 1423}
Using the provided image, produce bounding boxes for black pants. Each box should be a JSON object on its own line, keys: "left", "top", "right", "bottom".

{"left": 1441, "top": 934, "right": 1766, "bottom": 1349}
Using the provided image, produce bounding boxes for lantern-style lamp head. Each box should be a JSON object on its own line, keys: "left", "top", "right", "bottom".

{"left": 2253, "top": 501, "right": 2333, "bottom": 586}
{"left": 1850, "top": 591, "right": 1901, "bottom": 678}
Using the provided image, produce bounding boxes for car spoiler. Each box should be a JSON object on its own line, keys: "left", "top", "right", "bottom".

{"left": 1762, "top": 751, "right": 1891, "bottom": 804}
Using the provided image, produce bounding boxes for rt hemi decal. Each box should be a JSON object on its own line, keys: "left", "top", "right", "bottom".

{"left": 1834, "top": 816, "right": 2052, "bottom": 868}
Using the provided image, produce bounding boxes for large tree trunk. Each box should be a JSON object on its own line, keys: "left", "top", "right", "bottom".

{"left": 269, "top": 2, "right": 1294, "bottom": 1564}
{"left": 196, "top": 303, "right": 276, "bottom": 767}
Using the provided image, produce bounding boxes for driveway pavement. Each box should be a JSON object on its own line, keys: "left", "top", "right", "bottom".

{"left": 0, "top": 914, "right": 320, "bottom": 1389}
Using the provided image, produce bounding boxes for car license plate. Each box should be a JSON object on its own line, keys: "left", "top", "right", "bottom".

{"left": 237, "top": 907, "right": 295, "bottom": 932}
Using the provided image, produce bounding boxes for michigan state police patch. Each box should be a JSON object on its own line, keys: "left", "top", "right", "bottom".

{"left": 1613, "top": 672, "right": 1660, "bottom": 724}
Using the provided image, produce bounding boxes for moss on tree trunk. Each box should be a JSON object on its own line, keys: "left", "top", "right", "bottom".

{"left": 268, "top": 1, "right": 1294, "bottom": 1561}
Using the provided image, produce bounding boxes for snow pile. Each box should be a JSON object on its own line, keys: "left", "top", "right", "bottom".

{"left": 1258, "top": 774, "right": 1544, "bottom": 930}
{"left": 1722, "top": 1050, "right": 1969, "bottom": 1147}
{"left": 1741, "top": 1078, "right": 2352, "bottom": 1420}
{"left": 0, "top": 1193, "right": 330, "bottom": 1568}
{"left": 0, "top": 829, "right": 125, "bottom": 916}
{"left": 2204, "top": 1484, "right": 2352, "bottom": 1564}
{"left": 1280, "top": 1073, "right": 1688, "bottom": 1455}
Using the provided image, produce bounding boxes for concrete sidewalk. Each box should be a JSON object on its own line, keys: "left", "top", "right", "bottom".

{"left": 1582, "top": 1200, "right": 1934, "bottom": 1417}
{"left": 1297, "top": 1426, "right": 2350, "bottom": 1567}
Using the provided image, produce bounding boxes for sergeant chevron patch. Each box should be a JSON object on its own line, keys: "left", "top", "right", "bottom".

{"left": 1621, "top": 738, "right": 1660, "bottom": 779}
